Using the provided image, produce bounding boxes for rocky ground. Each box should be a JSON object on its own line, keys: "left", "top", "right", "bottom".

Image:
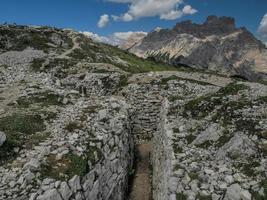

{"left": 0, "top": 25, "right": 266, "bottom": 200}
{"left": 163, "top": 81, "right": 267, "bottom": 200}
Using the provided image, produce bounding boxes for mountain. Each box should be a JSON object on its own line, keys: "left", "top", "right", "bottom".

{"left": 119, "top": 32, "right": 147, "bottom": 50}
{"left": 128, "top": 16, "right": 267, "bottom": 81}
{"left": 0, "top": 24, "right": 266, "bottom": 200}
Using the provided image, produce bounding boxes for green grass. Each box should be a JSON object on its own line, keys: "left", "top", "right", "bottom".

{"left": 117, "top": 75, "right": 129, "bottom": 89}
{"left": 0, "top": 113, "right": 46, "bottom": 163}
{"left": 64, "top": 121, "right": 83, "bottom": 132}
{"left": 68, "top": 34, "right": 182, "bottom": 74}
{"left": 251, "top": 180, "right": 267, "bottom": 200}
{"left": 216, "top": 83, "right": 250, "bottom": 96}
{"left": 185, "top": 134, "right": 197, "bottom": 144}
{"left": 183, "top": 83, "right": 250, "bottom": 119}
{"left": 0, "top": 113, "right": 46, "bottom": 135}
{"left": 1, "top": 26, "right": 73, "bottom": 53}
{"left": 173, "top": 145, "right": 183, "bottom": 154}
{"left": 196, "top": 194, "right": 212, "bottom": 200}
{"left": 159, "top": 75, "right": 213, "bottom": 87}
{"left": 237, "top": 161, "right": 261, "bottom": 177}
{"left": 189, "top": 172, "right": 199, "bottom": 180}
{"left": 176, "top": 193, "right": 187, "bottom": 200}
{"left": 215, "top": 131, "right": 233, "bottom": 148}
{"left": 262, "top": 143, "right": 267, "bottom": 156}
{"left": 40, "top": 146, "right": 103, "bottom": 181}
{"left": 195, "top": 140, "right": 213, "bottom": 149}
{"left": 257, "top": 96, "right": 267, "bottom": 104}
{"left": 264, "top": 180, "right": 267, "bottom": 197}
{"left": 17, "top": 91, "right": 63, "bottom": 108}
{"left": 40, "top": 153, "right": 88, "bottom": 181}
{"left": 30, "top": 58, "right": 46, "bottom": 72}
{"left": 168, "top": 95, "right": 184, "bottom": 102}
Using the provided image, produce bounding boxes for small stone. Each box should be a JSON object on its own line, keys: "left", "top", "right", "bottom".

{"left": 241, "top": 190, "right": 251, "bottom": 200}
{"left": 0, "top": 131, "right": 6, "bottom": 146}
{"left": 23, "top": 158, "right": 40, "bottom": 171}
{"left": 36, "top": 189, "right": 62, "bottom": 200}
{"left": 29, "top": 193, "right": 38, "bottom": 200}
{"left": 55, "top": 181, "right": 61, "bottom": 188}
{"left": 204, "top": 169, "right": 214, "bottom": 175}
{"left": 225, "top": 175, "right": 234, "bottom": 184}
{"left": 68, "top": 175, "right": 81, "bottom": 193}
{"left": 59, "top": 182, "right": 72, "bottom": 200}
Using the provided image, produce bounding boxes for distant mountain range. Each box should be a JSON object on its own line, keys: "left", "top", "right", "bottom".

{"left": 126, "top": 16, "right": 267, "bottom": 81}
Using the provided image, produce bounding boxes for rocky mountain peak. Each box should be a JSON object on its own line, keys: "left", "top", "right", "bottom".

{"left": 205, "top": 15, "right": 235, "bottom": 26}
{"left": 128, "top": 16, "right": 267, "bottom": 81}
{"left": 173, "top": 15, "right": 237, "bottom": 38}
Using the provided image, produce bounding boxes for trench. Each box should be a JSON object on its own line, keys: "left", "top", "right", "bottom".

{"left": 128, "top": 143, "right": 152, "bottom": 200}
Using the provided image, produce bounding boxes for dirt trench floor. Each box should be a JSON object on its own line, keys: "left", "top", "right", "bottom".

{"left": 129, "top": 143, "right": 152, "bottom": 200}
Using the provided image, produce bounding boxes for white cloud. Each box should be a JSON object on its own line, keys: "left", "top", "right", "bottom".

{"left": 160, "top": 10, "right": 183, "bottom": 20}
{"left": 258, "top": 13, "right": 267, "bottom": 44}
{"left": 97, "top": 14, "right": 110, "bottom": 28}
{"left": 81, "top": 31, "right": 147, "bottom": 46}
{"left": 82, "top": 31, "right": 112, "bottom": 44}
{"left": 106, "top": 0, "right": 197, "bottom": 22}
{"left": 182, "top": 5, "right": 198, "bottom": 15}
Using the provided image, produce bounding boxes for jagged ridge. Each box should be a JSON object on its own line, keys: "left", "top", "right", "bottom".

{"left": 128, "top": 16, "right": 267, "bottom": 81}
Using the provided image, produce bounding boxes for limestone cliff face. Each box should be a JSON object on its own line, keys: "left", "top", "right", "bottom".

{"left": 119, "top": 32, "right": 147, "bottom": 50}
{"left": 129, "top": 16, "right": 267, "bottom": 81}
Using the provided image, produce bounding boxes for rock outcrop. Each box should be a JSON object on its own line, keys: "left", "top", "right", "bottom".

{"left": 128, "top": 16, "right": 267, "bottom": 81}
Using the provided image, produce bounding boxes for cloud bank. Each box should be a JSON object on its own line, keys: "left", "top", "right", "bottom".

{"left": 98, "top": 0, "right": 197, "bottom": 27}
{"left": 258, "top": 13, "right": 267, "bottom": 45}
{"left": 98, "top": 14, "right": 110, "bottom": 28}
{"left": 82, "top": 31, "right": 147, "bottom": 46}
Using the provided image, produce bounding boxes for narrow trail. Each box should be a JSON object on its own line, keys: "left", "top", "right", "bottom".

{"left": 129, "top": 143, "right": 152, "bottom": 200}
{"left": 57, "top": 35, "right": 80, "bottom": 59}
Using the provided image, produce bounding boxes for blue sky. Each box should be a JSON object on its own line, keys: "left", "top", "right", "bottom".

{"left": 0, "top": 0, "right": 266, "bottom": 39}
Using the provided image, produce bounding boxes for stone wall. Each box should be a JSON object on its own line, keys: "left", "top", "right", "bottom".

{"left": 62, "top": 73, "right": 123, "bottom": 97}
{"left": 124, "top": 84, "right": 162, "bottom": 143}
{"left": 33, "top": 98, "right": 134, "bottom": 200}
{"left": 152, "top": 100, "right": 173, "bottom": 200}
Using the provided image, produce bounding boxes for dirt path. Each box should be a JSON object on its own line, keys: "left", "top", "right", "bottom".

{"left": 57, "top": 35, "right": 80, "bottom": 59}
{"left": 129, "top": 143, "right": 152, "bottom": 200}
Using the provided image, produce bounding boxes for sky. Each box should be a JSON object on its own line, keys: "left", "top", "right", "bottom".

{"left": 0, "top": 0, "right": 266, "bottom": 45}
